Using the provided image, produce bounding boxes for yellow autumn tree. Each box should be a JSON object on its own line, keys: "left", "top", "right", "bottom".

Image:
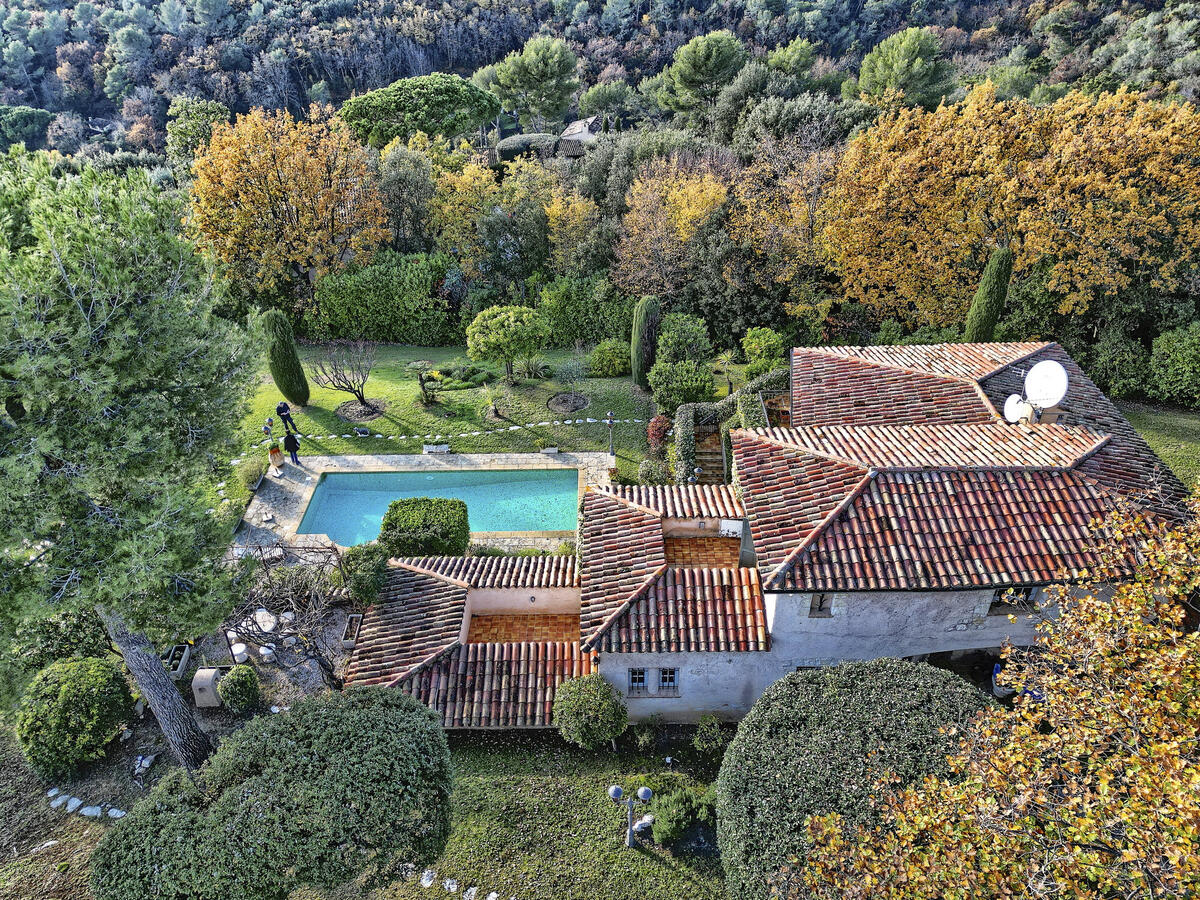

{"left": 189, "top": 105, "right": 388, "bottom": 300}
{"left": 428, "top": 159, "right": 499, "bottom": 279}
{"left": 781, "top": 498, "right": 1200, "bottom": 900}
{"left": 545, "top": 187, "right": 601, "bottom": 276}
{"left": 821, "top": 84, "right": 1200, "bottom": 325}
{"left": 613, "top": 157, "right": 727, "bottom": 299}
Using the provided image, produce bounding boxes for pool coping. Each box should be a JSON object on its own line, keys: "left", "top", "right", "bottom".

{"left": 237, "top": 451, "right": 613, "bottom": 550}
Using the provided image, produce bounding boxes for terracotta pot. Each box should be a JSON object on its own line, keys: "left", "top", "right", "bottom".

{"left": 268, "top": 447, "right": 283, "bottom": 467}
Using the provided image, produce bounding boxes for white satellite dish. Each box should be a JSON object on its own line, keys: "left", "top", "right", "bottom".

{"left": 1024, "top": 360, "right": 1069, "bottom": 410}
{"left": 1003, "top": 393, "right": 1026, "bottom": 424}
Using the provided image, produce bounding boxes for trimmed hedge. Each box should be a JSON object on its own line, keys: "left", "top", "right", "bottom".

{"left": 655, "top": 313, "right": 711, "bottom": 364}
{"left": 311, "top": 251, "right": 455, "bottom": 344}
{"left": 552, "top": 672, "right": 628, "bottom": 750}
{"left": 89, "top": 688, "right": 453, "bottom": 900}
{"left": 588, "top": 338, "right": 631, "bottom": 377}
{"left": 496, "top": 133, "right": 559, "bottom": 163}
{"left": 216, "top": 664, "right": 259, "bottom": 714}
{"left": 335, "top": 542, "right": 390, "bottom": 605}
{"left": 379, "top": 497, "right": 470, "bottom": 557}
{"left": 16, "top": 656, "right": 132, "bottom": 780}
{"left": 1150, "top": 321, "right": 1200, "bottom": 409}
{"left": 538, "top": 276, "right": 635, "bottom": 349}
{"left": 648, "top": 359, "right": 714, "bottom": 414}
{"left": 716, "top": 659, "right": 988, "bottom": 900}
{"left": 736, "top": 391, "right": 768, "bottom": 429}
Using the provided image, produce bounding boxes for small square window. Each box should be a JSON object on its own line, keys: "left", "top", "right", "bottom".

{"left": 658, "top": 668, "right": 679, "bottom": 695}
{"left": 628, "top": 668, "right": 647, "bottom": 695}
{"left": 988, "top": 587, "right": 1036, "bottom": 616}
{"left": 808, "top": 593, "right": 832, "bottom": 618}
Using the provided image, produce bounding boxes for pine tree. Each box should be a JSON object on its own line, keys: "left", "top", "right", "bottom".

{"left": 630, "top": 295, "right": 661, "bottom": 389}
{"left": 263, "top": 309, "right": 310, "bottom": 405}
{"left": 963, "top": 246, "right": 1013, "bottom": 342}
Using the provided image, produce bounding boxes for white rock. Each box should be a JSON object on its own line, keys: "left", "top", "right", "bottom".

{"left": 587, "top": 417, "right": 597, "bottom": 423}
{"left": 419, "top": 869, "right": 436, "bottom": 888}
{"left": 46, "top": 787, "right": 60, "bottom": 798}
{"left": 463, "top": 889, "right": 478, "bottom": 900}
{"left": 374, "top": 434, "right": 383, "bottom": 438}
{"left": 387, "top": 435, "right": 395, "bottom": 440}
{"left": 443, "top": 878, "right": 459, "bottom": 893}
{"left": 216, "top": 481, "right": 226, "bottom": 489}
{"left": 508, "top": 425, "right": 521, "bottom": 431}
{"left": 206, "top": 508, "right": 216, "bottom": 514}
{"left": 50, "top": 795, "right": 67, "bottom": 809}
{"left": 80, "top": 805, "right": 103, "bottom": 818}
{"left": 32, "top": 840, "right": 58, "bottom": 853}
{"left": 65, "top": 797, "right": 82, "bottom": 813}
{"left": 108, "top": 808, "right": 125, "bottom": 819}
{"left": 485, "top": 894, "right": 500, "bottom": 900}
{"left": 341, "top": 434, "right": 352, "bottom": 438}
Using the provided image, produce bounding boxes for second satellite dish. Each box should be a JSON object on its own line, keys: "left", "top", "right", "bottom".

{"left": 1024, "top": 360, "right": 1069, "bottom": 409}
{"left": 1003, "top": 393, "right": 1026, "bottom": 423}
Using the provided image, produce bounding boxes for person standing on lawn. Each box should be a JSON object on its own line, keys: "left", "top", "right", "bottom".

{"left": 283, "top": 431, "right": 301, "bottom": 465}
{"left": 276, "top": 400, "right": 297, "bottom": 433}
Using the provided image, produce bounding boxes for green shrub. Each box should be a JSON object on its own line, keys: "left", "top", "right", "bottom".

{"left": 336, "top": 542, "right": 390, "bottom": 605}
{"left": 89, "top": 688, "right": 452, "bottom": 900}
{"left": 691, "top": 713, "right": 731, "bottom": 773}
{"left": 537, "top": 275, "right": 633, "bottom": 348}
{"left": 1088, "top": 329, "right": 1150, "bottom": 400}
{"left": 515, "top": 355, "right": 551, "bottom": 380}
{"left": 552, "top": 672, "right": 628, "bottom": 750}
{"left": 737, "top": 391, "right": 769, "bottom": 429}
{"left": 16, "top": 657, "right": 132, "bottom": 780}
{"left": 630, "top": 295, "right": 661, "bottom": 389}
{"left": 648, "top": 359, "right": 715, "bottom": 414}
{"left": 742, "top": 357, "right": 777, "bottom": 382}
{"left": 650, "top": 785, "right": 715, "bottom": 848}
{"left": 638, "top": 458, "right": 672, "bottom": 484}
{"left": 379, "top": 497, "right": 470, "bottom": 557}
{"left": 466, "top": 304, "right": 551, "bottom": 382}
{"left": 962, "top": 247, "right": 1013, "bottom": 343}
{"left": 495, "top": 132, "right": 559, "bottom": 163}
{"left": 656, "top": 313, "right": 711, "bottom": 364}
{"left": 588, "top": 338, "right": 631, "bottom": 377}
{"left": 717, "top": 659, "right": 988, "bottom": 900}
{"left": 262, "top": 309, "right": 310, "bottom": 406}
{"left": 1150, "top": 321, "right": 1200, "bottom": 408}
{"left": 741, "top": 326, "right": 785, "bottom": 362}
{"left": 312, "top": 251, "right": 455, "bottom": 344}
{"left": 632, "top": 713, "right": 665, "bottom": 751}
{"left": 216, "top": 665, "right": 259, "bottom": 714}
{"left": 10, "top": 610, "right": 112, "bottom": 674}
{"left": 235, "top": 456, "right": 267, "bottom": 491}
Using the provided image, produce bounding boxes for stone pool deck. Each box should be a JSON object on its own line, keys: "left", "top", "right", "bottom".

{"left": 235, "top": 451, "right": 613, "bottom": 551}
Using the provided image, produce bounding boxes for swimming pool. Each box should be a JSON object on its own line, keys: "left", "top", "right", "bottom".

{"left": 296, "top": 468, "right": 579, "bottom": 546}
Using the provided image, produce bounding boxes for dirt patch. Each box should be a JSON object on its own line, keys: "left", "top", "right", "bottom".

{"left": 334, "top": 398, "right": 387, "bottom": 422}
{"left": 547, "top": 392, "right": 590, "bottom": 414}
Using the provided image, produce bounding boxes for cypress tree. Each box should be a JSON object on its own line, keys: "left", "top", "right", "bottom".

{"left": 630, "top": 295, "right": 661, "bottom": 390}
{"left": 263, "top": 309, "right": 310, "bottom": 405}
{"left": 963, "top": 246, "right": 1014, "bottom": 343}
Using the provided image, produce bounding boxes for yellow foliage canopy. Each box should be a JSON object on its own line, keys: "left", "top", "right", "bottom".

{"left": 821, "top": 84, "right": 1200, "bottom": 326}
{"left": 189, "top": 105, "right": 388, "bottom": 299}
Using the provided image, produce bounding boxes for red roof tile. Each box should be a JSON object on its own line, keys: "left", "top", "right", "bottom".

{"left": 813, "top": 342, "right": 1048, "bottom": 381}
{"left": 344, "top": 566, "right": 466, "bottom": 687}
{"left": 398, "top": 554, "right": 579, "bottom": 588}
{"left": 396, "top": 641, "right": 593, "bottom": 728}
{"left": 599, "top": 484, "right": 744, "bottom": 518}
{"left": 589, "top": 567, "right": 768, "bottom": 653}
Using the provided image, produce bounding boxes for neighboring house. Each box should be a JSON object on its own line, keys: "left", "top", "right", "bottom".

{"left": 559, "top": 115, "right": 602, "bottom": 156}
{"left": 345, "top": 342, "right": 1185, "bottom": 726}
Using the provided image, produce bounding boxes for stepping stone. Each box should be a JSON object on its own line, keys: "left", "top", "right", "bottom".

{"left": 587, "top": 417, "right": 597, "bottom": 423}
{"left": 419, "top": 870, "right": 436, "bottom": 888}
{"left": 50, "top": 795, "right": 67, "bottom": 809}
{"left": 508, "top": 425, "right": 521, "bottom": 431}
{"left": 46, "top": 788, "right": 60, "bottom": 798}
{"left": 32, "top": 840, "right": 58, "bottom": 853}
{"left": 463, "top": 889, "right": 478, "bottom": 900}
{"left": 107, "top": 808, "right": 125, "bottom": 819}
{"left": 341, "top": 434, "right": 352, "bottom": 438}
{"left": 374, "top": 434, "right": 383, "bottom": 438}
{"left": 443, "top": 878, "right": 459, "bottom": 893}
{"left": 387, "top": 436, "right": 395, "bottom": 440}
{"left": 216, "top": 481, "right": 225, "bottom": 489}
{"left": 80, "top": 805, "right": 103, "bottom": 818}
{"left": 65, "top": 797, "right": 82, "bottom": 813}
{"left": 485, "top": 894, "right": 500, "bottom": 900}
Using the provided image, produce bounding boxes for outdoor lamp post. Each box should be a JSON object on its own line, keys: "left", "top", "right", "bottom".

{"left": 607, "top": 784, "right": 653, "bottom": 848}
{"left": 604, "top": 410, "right": 616, "bottom": 455}
{"left": 688, "top": 466, "right": 702, "bottom": 485}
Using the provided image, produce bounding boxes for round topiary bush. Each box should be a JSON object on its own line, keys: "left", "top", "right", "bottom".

{"left": 552, "top": 672, "right": 628, "bottom": 750}
{"left": 216, "top": 664, "right": 259, "bottom": 714}
{"left": 16, "top": 656, "right": 132, "bottom": 781}
{"left": 378, "top": 497, "right": 470, "bottom": 557}
{"left": 587, "top": 338, "right": 631, "bottom": 377}
{"left": 716, "top": 659, "right": 988, "bottom": 900}
{"left": 89, "top": 687, "right": 453, "bottom": 900}
{"left": 1150, "top": 321, "right": 1200, "bottom": 408}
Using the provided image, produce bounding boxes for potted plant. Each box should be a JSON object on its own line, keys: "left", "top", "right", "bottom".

{"left": 160, "top": 643, "right": 192, "bottom": 680}
{"left": 268, "top": 440, "right": 283, "bottom": 468}
{"left": 342, "top": 613, "right": 363, "bottom": 650}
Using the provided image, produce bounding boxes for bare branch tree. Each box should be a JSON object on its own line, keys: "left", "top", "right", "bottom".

{"left": 310, "top": 341, "right": 376, "bottom": 409}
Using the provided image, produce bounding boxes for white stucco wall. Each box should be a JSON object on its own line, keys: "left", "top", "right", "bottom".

{"left": 597, "top": 651, "right": 771, "bottom": 723}
{"left": 465, "top": 587, "right": 580, "bottom": 615}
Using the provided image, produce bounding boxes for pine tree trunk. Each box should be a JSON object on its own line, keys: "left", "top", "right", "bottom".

{"left": 98, "top": 608, "right": 214, "bottom": 772}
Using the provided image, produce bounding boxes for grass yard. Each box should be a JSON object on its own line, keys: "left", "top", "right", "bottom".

{"left": 1118, "top": 401, "right": 1200, "bottom": 491}
{"left": 237, "top": 345, "right": 656, "bottom": 483}
{"left": 372, "top": 732, "right": 726, "bottom": 900}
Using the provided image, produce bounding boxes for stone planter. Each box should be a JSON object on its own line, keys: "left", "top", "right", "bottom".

{"left": 539, "top": 447, "right": 560, "bottom": 454}
{"left": 342, "top": 614, "right": 363, "bottom": 650}
{"left": 160, "top": 644, "right": 191, "bottom": 680}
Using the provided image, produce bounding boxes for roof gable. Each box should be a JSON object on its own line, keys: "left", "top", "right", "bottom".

{"left": 598, "top": 484, "right": 744, "bottom": 518}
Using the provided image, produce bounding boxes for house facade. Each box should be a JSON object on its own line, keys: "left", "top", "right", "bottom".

{"left": 345, "top": 342, "right": 1185, "bottom": 725}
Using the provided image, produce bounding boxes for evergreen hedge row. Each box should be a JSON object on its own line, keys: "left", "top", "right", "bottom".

{"left": 378, "top": 497, "right": 470, "bottom": 557}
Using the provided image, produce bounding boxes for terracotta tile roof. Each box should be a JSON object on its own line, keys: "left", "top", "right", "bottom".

{"left": 599, "top": 484, "right": 744, "bottom": 518}
{"left": 344, "top": 566, "right": 466, "bottom": 687}
{"left": 589, "top": 567, "right": 769, "bottom": 653}
{"left": 396, "top": 641, "right": 593, "bottom": 728}
{"left": 466, "top": 614, "right": 580, "bottom": 643}
{"left": 663, "top": 536, "right": 743, "bottom": 568}
{"left": 813, "top": 342, "right": 1048, "bottom": 381}
{"left": 777, "top": 469, "right": 1121, "bottom": 591}
{"left": 398, "top": 554, "right": 579, "bottom": 588}
{"left": 748, "top": 423, "right": 1107, "bottom": 470}
{"left": 731, "top": 430, "right": 871, "bottom": 574}
{"left": 579, "top": 488, "right": 666, "bottom": 643}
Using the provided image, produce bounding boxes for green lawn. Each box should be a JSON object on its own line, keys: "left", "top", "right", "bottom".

{"left": 372, "top": 732, "right": 726, "bottom": 900}
{"left": 1118, "top": 401, "right": 1200, "bottom": 491}
{"left": 237, "top": 345, "right": 655, "bottom": 482}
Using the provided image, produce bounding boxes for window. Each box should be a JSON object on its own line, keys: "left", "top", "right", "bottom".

{"left": 658, "top": 668, "right": 679, "bottom": 695}
{"left": 627, "top": 668, "right": 647, "bottom": 695}
{"left": 988, "top": 586, "right": 1036, "bottom": 616}
{"left": 808, "top": 593, "right": 832, "bottom": 618}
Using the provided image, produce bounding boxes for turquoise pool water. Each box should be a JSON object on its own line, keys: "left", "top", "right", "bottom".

{"left": 297, "top": 468, "right": 579, "bottom": 545}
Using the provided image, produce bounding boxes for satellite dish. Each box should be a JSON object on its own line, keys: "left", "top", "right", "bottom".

{"left": 1024, "top": 360, "right": 1069, "bottom": 409}
{"left": 1003, "top": 393, "right": 1026, "bottom": 424}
